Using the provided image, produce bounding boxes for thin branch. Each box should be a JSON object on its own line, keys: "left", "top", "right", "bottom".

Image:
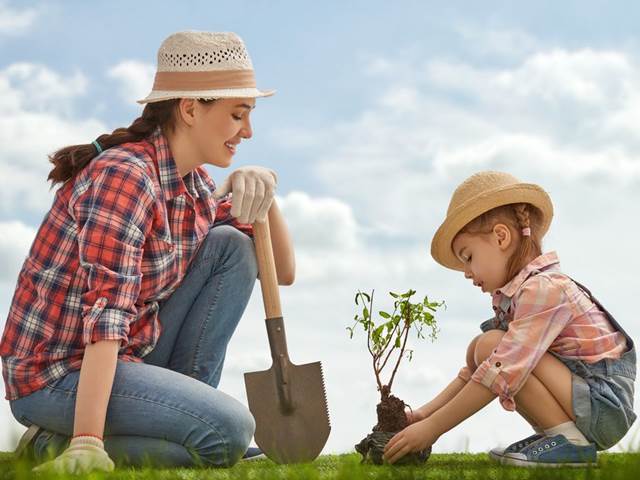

{"left": 387, "top": 306, "right": 412, "bottom": 391}
{"left": 377, "top": 322, "right": 402, "bottom": 374}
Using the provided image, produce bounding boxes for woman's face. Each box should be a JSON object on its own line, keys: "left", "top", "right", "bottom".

{"left": 191, "top": 97, "right": 255, "bottom": 168}
{"left": 451, "top": 224, "right": 514, "bottom": 295}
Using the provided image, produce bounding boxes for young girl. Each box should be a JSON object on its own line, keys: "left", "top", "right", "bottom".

{"left": 383, "top": 171, "right": 636, "bottom": 467}
{"left": 0, "top": 31, "right": 295, "bottom": 474}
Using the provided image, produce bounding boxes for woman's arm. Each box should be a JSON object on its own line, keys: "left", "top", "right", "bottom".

{"left": 267, "top": 199, "right": 295, "bottom": 286}
{"left": 73, "top": 340, "right": 120, "bottom": 437}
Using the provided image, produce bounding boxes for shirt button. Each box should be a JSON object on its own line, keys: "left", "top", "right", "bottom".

{"left": 495, "top": 361, "right": 502, "bottom": 367}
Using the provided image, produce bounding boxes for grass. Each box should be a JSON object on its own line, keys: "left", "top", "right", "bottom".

{"left": 1, "top": 451, "right": 640, "bottom": 480}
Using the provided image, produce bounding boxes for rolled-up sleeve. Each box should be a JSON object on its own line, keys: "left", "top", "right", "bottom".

{"left": 470, "top": 275, "right": 574, "bottom": 411}
{"left": 71, "top": 163, "right": 156, "bottom": 347}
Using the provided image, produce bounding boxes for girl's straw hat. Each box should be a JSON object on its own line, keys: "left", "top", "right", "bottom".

{"left": 138, "top": 31, "right": 275, "bottom": 104}
{"left": 430, "top": 171, "right": 553, "bottom": 271}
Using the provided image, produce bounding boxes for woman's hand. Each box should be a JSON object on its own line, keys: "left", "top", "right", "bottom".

{"left": 32, "top": 436, "right": 114, "bottom": 475}
{"left": 382, "top": 419, "right": 439, "bottom": 464}
{"left": 213, "top": 166, "right": 277, "bottom": 224}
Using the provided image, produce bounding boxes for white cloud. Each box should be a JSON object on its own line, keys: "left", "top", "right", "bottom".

{"left": 0, "top": 1, "right": 40, "bottom": 35}
{"left": 0, "top": 220, "right": 36, "bottom": 282}
{"left": 107, "top": 60, "right": 155, "bottom": 105}
{"left": 0, "top": 63, "right": 107, "bottom": 215}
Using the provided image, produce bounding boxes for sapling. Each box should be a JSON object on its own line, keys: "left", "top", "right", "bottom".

{"left": 349, "top": 289, "right": 444, "bottom": 465}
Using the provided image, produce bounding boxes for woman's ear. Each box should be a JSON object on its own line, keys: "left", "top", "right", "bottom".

{"left": 177, "top": 98, "right": 197, "bottom": 127}
{"left": 493, "top": 223, "right": 512, "bottom": 251}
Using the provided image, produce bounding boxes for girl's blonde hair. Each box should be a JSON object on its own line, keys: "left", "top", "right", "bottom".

{"left": 458, "top": 203, "right": 545, "bottom": 283}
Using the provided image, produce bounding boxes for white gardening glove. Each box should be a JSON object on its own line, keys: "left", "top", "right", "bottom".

{"left": 32, "top": 435, "right": 114, "bottom": 475}
{"left": 213, "top": 166, "right": 277, "bottom": 224}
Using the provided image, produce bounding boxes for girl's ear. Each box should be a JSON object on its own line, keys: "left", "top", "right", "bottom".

{"left": 493, "top": 223, "right": 512, "bottom": 251}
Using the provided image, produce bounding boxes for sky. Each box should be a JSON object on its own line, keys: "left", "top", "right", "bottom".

{"left": 1, "top": 0, "right": 640, "bottom": 456}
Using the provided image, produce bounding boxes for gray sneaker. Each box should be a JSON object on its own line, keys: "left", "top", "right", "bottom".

{"left": 501, "top": 434, "right": 597, "bottom": 467}
{"left": 489, "top": 433, "right": 543, "bottom": 462}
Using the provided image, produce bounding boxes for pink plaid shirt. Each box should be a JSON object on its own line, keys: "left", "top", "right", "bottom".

{"left": 458, "top": 251, "right": 628, "bottom": 411}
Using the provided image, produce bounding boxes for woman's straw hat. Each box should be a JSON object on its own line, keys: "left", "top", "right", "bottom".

{"left": 138, "top": 31, "right": 275, "bottom": 104}
{"left": 430, "top": 171, "right": 554, "bottom": 271}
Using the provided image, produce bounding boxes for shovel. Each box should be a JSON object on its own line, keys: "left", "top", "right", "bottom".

{"left": 244, "top": 217, "right": 331, "bottom": 464}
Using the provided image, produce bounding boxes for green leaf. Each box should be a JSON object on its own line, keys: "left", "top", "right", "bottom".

{"left": 379, "top": 311, "right": 391, "bottom": 319}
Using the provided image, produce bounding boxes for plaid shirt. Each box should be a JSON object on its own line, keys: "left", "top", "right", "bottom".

{"left": 457, "top": 251, "right": 628, "bottom": 411}
{"left": 0, "top": 127, "right": 252, "bottom": 400}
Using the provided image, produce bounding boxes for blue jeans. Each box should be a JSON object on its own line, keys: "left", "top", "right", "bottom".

{"left": 9, "top": 225, "right": 258, "bottom": 467}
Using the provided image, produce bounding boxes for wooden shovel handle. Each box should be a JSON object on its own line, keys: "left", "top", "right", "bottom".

{"left": 253, "top": 218, "right": 282, "bottom": 319}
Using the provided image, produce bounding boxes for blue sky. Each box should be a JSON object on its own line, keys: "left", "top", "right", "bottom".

{"left": 1, "top": 0, "right": 639, "bottom": 456}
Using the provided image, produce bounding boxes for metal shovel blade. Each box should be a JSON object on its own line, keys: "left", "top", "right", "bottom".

{"left": 244, "top": 319, "right": 330, "bottom": 463}
{"left": 245, "top": 219, "right": 330, "bottom": 463}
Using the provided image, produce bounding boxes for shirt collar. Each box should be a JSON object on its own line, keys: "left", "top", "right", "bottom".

{"left": 492, "top": 251, "right": 561, "bottom": 304}
{"left": 150, "top": 126, "right": 200, "bottom": 201}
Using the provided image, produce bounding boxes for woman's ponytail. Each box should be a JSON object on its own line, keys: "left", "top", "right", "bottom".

{"left": 47, "top": 99, "right": 180, "bottom": 188}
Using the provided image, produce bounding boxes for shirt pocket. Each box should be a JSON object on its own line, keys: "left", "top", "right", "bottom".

{"left": 139, "top": 235, "right": 178, "bottom": 300}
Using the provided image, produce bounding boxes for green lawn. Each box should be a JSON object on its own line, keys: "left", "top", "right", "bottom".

{"left": 2, "top": 451, "right": 640, "bottom": 480}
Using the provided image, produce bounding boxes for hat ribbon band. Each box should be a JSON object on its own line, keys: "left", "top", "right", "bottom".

{"left": 152, "top": 69, "right": 257, "bottom": 91}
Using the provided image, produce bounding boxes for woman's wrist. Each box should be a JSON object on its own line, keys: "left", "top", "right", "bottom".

{"left": 69, "top": 435, "right": 105, "bottom": 449}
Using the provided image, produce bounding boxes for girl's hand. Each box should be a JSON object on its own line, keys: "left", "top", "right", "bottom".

{"left": 382, "top": 419, "right": 438, "bottom": 464}
{"left": 405, "top": 405, "right": 430, "bottom": 424}
{"left": 32, "top": 436, "right": 114, "bottom": 475}
{"left": 213, "top": 166, "right": 278, "bottom": 224}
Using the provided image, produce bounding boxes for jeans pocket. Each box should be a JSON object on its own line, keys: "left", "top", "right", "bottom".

{"left": 593, "top": 382, "right": 632, "bottom": 449}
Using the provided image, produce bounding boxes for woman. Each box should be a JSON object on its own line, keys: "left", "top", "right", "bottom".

{"left": 0, "top": 31, "right": 295, "bottom": 473}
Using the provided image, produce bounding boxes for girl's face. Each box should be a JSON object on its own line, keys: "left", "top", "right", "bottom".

{"left": 191, "top": 97, "right": 255, "bottom": 168}
{"left": 451, "top": 224, "right": 515, "bottom": 295}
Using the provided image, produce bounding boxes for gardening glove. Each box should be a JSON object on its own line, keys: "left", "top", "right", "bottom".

{"left": 32, "top": 435, "right": 114, "bottom": 475}
{"left": 213, "top": 166, "right": 277, "bottom": 224}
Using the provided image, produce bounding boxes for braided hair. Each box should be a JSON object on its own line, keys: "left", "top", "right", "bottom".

{"left": 459, "top": 203, "right": 544, "bottom": 284}
{"left": 47, "top": 98, "right": 215, "bottom": 188}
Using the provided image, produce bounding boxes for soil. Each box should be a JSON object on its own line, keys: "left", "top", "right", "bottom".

{"left": 355, "top": 384, "right": 431, "bottom": 465}
{"left": 372, "top": 385, "right": 408, "bottom": 432}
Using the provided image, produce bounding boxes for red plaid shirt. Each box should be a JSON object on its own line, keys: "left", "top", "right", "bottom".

{"left": 0, "top": 127, "right": 252, "bottom": 400}
{"left": 457, "top": 251, "right": 628, "bottom": 411}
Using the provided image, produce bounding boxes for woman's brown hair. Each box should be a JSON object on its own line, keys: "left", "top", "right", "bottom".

{"left": 47, "top": 98, "right": 214, "bottom": 188}
{"left": 458, "top": 203, "right": 545, "bottom": 283}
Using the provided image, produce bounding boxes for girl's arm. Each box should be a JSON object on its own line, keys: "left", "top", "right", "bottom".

{"left": 384, "top": 379, "right": 495, "bottom": 463}
{"left": 73, "top": 340, "right": 120, "bottom": 436}
{"left": 427, "top": 379, "right": 495, "bottom": 439}
{"left": 411, "top": 374, "right": 468, "bottom": 421}
{"left": 267, "top": 199, "right": 295, "bottom": 286}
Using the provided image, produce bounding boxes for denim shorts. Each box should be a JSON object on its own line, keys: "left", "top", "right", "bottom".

{"left": 551, "top": 344, "right": 637, "bottom": 451}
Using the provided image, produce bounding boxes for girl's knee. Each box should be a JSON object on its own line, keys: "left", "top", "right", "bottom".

{"left": 473, "top": 329, "right": 505, "bottom": 366}
{"left": 466, "top": 334, "right": 482, "bottom": 371}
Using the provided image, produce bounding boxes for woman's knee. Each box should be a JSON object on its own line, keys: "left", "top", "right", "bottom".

{"left": 205, "top": 226, "right": 257, "bottom": 278}
{"left": 473, "top": 329, "right": 505, "bottom": 366}
{"left": 197, "top": 403, "right": 255, "bottom": 467}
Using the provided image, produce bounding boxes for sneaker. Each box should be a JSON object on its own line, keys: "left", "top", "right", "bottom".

{"left": 488, "top": 433, "right": 543, "bottom": 462}
{"left": 501, "top": 434, "right": 597, "bottom": 467}
{"left": 14, "top": 425, "right": 44, "bottom": 460}
{"left": 241, "top": 446, "right": 266, "bottom": 461}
